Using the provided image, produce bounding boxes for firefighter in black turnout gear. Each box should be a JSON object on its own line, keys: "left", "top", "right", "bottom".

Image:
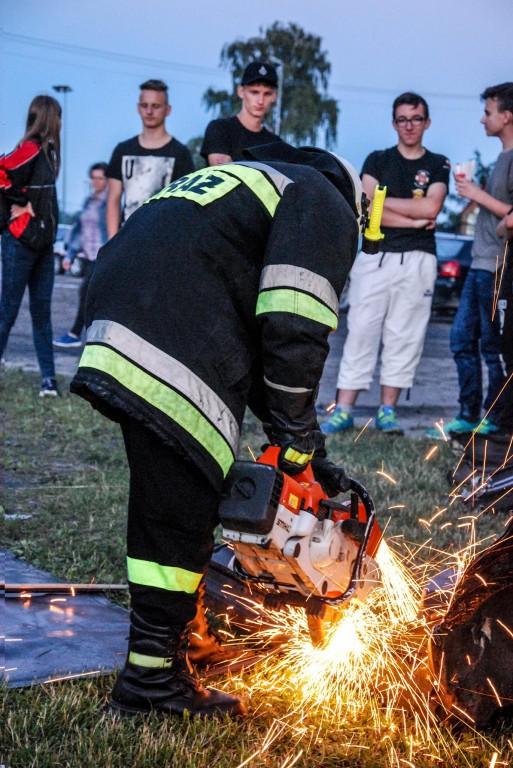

{"left": 71, "top": 143, "right": 361, "bottom": 718}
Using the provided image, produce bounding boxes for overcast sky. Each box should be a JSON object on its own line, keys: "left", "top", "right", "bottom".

{"left": 2, "top": 0, "right": 512, "bottom": 213}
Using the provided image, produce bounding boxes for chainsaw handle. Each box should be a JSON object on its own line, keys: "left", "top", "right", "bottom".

{"left": 258, "top": 444, "right": 315, "bottom": 483}
{"left": 324, "top": 477, "right": 378, "bottom": 608}
{"left": 348, "top": 477, "right": 375, "bottom": 521}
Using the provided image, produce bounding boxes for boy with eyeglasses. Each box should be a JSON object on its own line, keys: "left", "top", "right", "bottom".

{"left": 322, "top": 92, "right": 449, "bottom": 436}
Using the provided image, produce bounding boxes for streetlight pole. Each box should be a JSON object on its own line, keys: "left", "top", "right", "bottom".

{"left": 269, "top": 59, "right": 283, "bottom": 136}
{"left": 52, "top": 85, "right": 72, "bottom": 219}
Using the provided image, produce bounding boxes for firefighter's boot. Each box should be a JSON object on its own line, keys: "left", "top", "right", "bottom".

{"left": 187, "top": 580, "right": 244, "bottom": 668}
{"left": 109, "top": 610, "right": 245, "bottom": 718}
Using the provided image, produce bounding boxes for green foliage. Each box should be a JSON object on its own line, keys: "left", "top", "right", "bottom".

{"left": 186, "top": 135, "right": 207, "bottom": 170}
{"left": 203, "top": 22, "right": 339, "bottom": 147}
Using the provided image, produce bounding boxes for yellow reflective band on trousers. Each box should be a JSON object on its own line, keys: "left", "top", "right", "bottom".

{"left": 127, "top": 556, "right": 202, "bottom": 593}
{"left": 146, "top": 163, "right": 282, "bottom": 217}
{"left": 256, "top": 288, "right": 339, "bottom": 331}
{"left": 129, "top": 652, "right": 172, "bottom": 669}
{"left": 79, "top": 344, "right": 235, "bottom": 477}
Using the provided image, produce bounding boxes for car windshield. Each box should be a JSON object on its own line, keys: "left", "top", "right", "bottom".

{"left": 436, "top": 240, "right": 467, "bottom": 258}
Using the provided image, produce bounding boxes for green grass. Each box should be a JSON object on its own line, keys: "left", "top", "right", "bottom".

{"left": 1, "top": 368, "right": 512, "bottom": 767}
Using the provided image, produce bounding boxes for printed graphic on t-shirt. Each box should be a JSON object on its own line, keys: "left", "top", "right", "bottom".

{"left": 412, "top": 169, "right": 430, "bottom": 198}
{"left": 122, "top": 155, "right": 176, "bottom": 220}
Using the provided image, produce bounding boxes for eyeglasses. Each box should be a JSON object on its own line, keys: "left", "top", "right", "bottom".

{"left": 90, "top": 175, "right": 106, "bottom": 181}
{"left": 394, "top": 116, "right": 427, "bottom": 126}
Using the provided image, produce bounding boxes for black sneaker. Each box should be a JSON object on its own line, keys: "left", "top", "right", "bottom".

{"left": 39, "top": 378, "right": 60, "bottom": 397}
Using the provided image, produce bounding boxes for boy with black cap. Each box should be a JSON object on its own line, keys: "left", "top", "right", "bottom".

{"left": 201, "top": 61, "right": 282, "bottom": 166}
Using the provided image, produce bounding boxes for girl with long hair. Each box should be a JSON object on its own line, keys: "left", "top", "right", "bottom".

{"left": 0, "top": 95, "right": 62, "bottom": 395}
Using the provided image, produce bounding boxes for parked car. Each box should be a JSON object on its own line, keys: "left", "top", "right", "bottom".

{"left": 53, "top": 223, "right": 73, "bottom": 275}
{"left": 432, "top": 232, "right": 473, "bottom": 316}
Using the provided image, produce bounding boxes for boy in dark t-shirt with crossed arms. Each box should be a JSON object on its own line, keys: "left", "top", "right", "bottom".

{"left": 322, "top": 91, "right": 449, "bottom": 436}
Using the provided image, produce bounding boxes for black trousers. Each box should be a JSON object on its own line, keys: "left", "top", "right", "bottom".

{"left": 70, "top": 260, "right": 95, "bottom": 337}
{"left": 120, "top": 416, "right": 221, "bottom": 627}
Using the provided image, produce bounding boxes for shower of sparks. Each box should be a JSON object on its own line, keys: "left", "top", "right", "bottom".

{"left": 497, "top": 619, "right": 513, "bottom": 641}
{"left": 354, "top": 418, "right": 373, "bottom": 443}
{"left": 376, "top": 466, "right": 397, "bottom": 485}
{"left": 234, "top": 542, "right": 433, "bottom": 730}
{"left": 492, "top": 244, "right": 508, "bottom": 320}
{"left": 431, "top": 421, "right": 448, "bottom": 441}
{"left": 224, "top": 518, "right": 509, "bottom": 764}
{"left": 424, "top": 446, "right": 439, "bottom": 461}
{"left": 486, "top": 679, "right": 503, "bottom": 709}
{"left": 43, "top": 670, "right": 100, "bottom": 684}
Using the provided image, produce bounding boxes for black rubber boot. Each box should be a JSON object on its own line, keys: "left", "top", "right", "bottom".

{"left": 109, "top": 610, "right": 245, "bottom": 718}
{"left": 187, "top": 580, "right": 245, "bottom": 668}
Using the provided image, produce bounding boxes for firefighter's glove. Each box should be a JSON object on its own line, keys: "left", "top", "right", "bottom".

{"left": 311, "top": 456, "right": 350, "bottom": 498}
{"left": 275, "top": 434, "right": 315, "bottom": 477}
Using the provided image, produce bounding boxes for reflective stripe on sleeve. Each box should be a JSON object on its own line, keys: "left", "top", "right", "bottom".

{"left": 127, "top": 556, "right": 202, "bottom": 593}
{"left": 263, "top": 375, "right": 313, "bottom": 394}
{"left": 80, "top": 321, "right": 239, "bottom": 477}
{"left": 256, "top": 289, "right": 338, "bottom": 330}
{"left": 260, "top": 265, "right": 339, "bottom": 315}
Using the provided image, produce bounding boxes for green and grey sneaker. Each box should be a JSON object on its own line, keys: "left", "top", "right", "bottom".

{"left": 425, "top": 415, "right": 480, "bottom": 440}
{"left": 321, "top": 407, "right": 354, "bottom": 434}
{"left": 375, "top": 406, "right": 404, "bottom": 435}
{"left": 474, "top": 417, "right": 499, "bottom": 435}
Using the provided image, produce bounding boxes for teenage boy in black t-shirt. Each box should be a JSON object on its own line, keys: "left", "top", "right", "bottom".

{"left": 322, "top": 92, "right": 449, "bottom": 436}
{"left": 201, "top": 62, "right": 282, "bottom": 165}
{"left": 107, "top": 79, "right": 194, "bottom": 237}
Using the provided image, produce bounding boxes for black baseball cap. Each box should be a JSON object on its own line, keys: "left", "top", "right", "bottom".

{"left": 241, "top": 61, "right": 278, "bottom": 88}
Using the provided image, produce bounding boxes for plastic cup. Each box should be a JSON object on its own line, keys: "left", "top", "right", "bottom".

{"left": 454, "top": 160, "right": 475, "bottom": 181}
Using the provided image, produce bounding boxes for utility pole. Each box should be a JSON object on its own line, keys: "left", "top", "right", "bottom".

{"left": 52, "top": 85, "right": 73, "bottom": 219}
{"left": 269, "top": 59, "right": 283, "bottom": 136}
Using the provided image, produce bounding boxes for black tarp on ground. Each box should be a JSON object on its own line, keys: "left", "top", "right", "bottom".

{"left": 2, "top": 545, "right": 263, "bottom": 688}
{"left": 3, "top": 549, "right": 129, "bottom": 688}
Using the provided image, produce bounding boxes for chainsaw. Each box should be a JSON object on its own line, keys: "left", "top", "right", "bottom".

{"left": 219, "top": 446, "right": 383, "bottom": 645}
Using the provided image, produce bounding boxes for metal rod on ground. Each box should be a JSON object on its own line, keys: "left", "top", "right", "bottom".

{"left": 5, "top": 584, "right": 128, "bottom": 594}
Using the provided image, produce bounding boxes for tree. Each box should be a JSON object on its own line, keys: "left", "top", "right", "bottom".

{"left": 186, "top": 136, "right": 207, "bottom": 170}
{"left": 203, "top": 22, "right": 339, "bottom": 148}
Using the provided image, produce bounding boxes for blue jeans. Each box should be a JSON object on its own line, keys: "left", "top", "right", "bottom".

{"left": 450, "top": 268, "right": 505, "bottom": 422}
{"left": 0, "top": 231, "right": 56, "bottom": 378}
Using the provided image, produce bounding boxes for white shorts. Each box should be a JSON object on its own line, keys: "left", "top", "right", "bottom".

{"left": 336, "top": 250, "right": 437, "bottom": 391}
